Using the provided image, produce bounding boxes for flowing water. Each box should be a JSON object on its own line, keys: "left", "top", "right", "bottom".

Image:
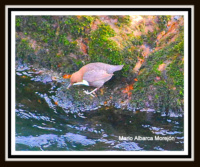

{"left": 15, "top": 64, "right": 184, "bottom": 151}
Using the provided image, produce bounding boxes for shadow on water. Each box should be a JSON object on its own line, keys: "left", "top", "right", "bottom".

{"left": 15, "top": 65, "right": 184, "bottom": 151}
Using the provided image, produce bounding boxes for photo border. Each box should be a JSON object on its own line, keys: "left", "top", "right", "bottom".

{"left": 5, "top": 5, "right": 194, "bottom": 161}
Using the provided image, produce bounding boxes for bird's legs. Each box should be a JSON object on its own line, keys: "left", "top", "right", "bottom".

{"left": 83, "top": 88, "right": 98, "bottom": 97}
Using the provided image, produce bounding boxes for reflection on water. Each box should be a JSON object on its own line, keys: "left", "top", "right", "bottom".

{"left": 15, "top": 65, "right": 184, "bottom": 151}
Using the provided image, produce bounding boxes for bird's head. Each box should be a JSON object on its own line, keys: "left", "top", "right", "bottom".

{"left": 67, "top": 71, "right": 83, "bottom": 89}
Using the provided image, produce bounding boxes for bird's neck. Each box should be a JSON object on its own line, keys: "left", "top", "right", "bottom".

{"left": 74, "top": 71, "right": 84, "bottom": 82}
{"left": 78, "top": 66, "right": 87, "bottom": 80}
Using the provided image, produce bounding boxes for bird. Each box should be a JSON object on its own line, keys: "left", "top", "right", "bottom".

{"left": 67, "top": 62, "right": 124, "bottom": 97}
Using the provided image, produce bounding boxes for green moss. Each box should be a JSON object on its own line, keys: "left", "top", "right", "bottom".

{"left": 64, "top": 16, "right": 95, "bottom": 39}
{"left": 131, "top": 36, "right": 144, "bottom": 45}
{"left": 167, "top": 58, "right": 184, "bottom": 98}
{"left": 15, "top": 15, "right": 186, "bottom": 113}
{"left": 117, "top": 16, "right": 131, "bottom": 26}
{"left": 131, "top": 22, "right": 184, "bottom": 112}
{"left": 145, "top": 31, "right": 158, "bottom": 48}
{"left": 153, "top": 61, "right": 163, "bottom": 76}
{"left": 88, "top": 24, "right": 119, "bottom": 63}
{"left": 153, "top": 80, "right": 167, "bottom": 86}
{"left": 88, "top": 23, "right": 136, "bottom": 77}
{"left": 16, "top": 39, "right": 36, "bottom": 63}
{"left": 109, "top": 15, "right": 131, "bottom": 27}
{"left": 174, "top": 41, "right": 184, "bottom": 54}
{"left": 16, "top": 17, "right": 22, "bottom": 27}
{"left": 158, "top": 15, "right": 171, "bottom": 30}
{"left": 16, "top": 16, "right": 137, "bottom": 76}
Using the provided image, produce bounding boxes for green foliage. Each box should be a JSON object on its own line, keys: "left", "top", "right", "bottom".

{"left": 109, "top": 15, "right": 131, "bottom": 27}
{"left": 88, "top": 23, "right": 137, "bottom": 77}
{"left": 132, "top": 24, "right": 184, "bottom": 112}
{"left": 16, "top": 39, "right": 36, "bottom": 63}
{"left": 117, "top": 16, "right": 131, "bottom": 27}
{"left": 16, "top": 17, "right": 22, "bottom": 27}
{"left": 131, "top": 36, "right": 144, "bottom": 46}
{"left": 174, "top": 41, "right": 184, "bottom": 54}
{"left": 158, "top": 15, "right": 171, "bottom": 30}
{"left": 167, "top": 58, "right": 184, "bottom": 98}
{"left": 15, "top": 15, "right": 184, "bottom": 112}
{"left": 88, "top": 24, "right": 120, "bottom": 63}
{"left": 64, "top": 16, "right": 95, "bottom": 39}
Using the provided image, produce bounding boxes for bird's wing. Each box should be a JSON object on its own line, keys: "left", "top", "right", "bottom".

{"left": 83, "top": 70, "right": 113, "bottom": 83}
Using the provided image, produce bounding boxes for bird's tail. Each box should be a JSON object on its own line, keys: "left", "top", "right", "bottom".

{"left": 108, "top": 64, "right": 124, "bottom": 73}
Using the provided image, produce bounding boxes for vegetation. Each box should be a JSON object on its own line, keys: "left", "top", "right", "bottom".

{"left": 16, "top": 15, "right": 184, "bottom": 112}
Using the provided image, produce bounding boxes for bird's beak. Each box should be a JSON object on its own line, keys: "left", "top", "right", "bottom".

{"left": 67, "top": 83, "right": 72, "bottom": 89}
